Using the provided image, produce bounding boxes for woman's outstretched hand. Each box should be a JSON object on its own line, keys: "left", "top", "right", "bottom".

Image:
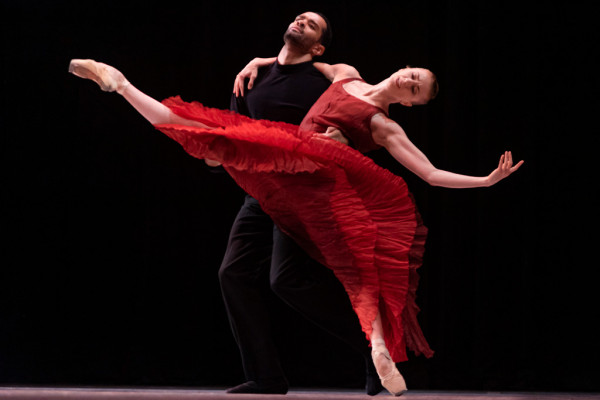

{"left": 487, "top": 151, "right": 524, "bottom": 186}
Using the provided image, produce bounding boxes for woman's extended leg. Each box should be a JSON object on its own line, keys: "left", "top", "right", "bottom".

{"left": 69, "top": 59, "right": 210, "bottom": 128}
{"left": 371, "top": 312, "right": 408, "bottom": 396}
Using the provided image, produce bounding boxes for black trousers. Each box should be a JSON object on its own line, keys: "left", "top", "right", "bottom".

{"left": 219, "top": 196, "right": 371, "bottom": 383}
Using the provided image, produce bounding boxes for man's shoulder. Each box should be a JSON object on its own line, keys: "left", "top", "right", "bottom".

{"left": 254, "top": 63, "right": 275, "bottom": 81}
{"left": 303, "top": 62, "right": 334, "bottom": 87}
{"left": 257, "top": 61, "right": 329, "bottom": 80}
{"left": 245, "top": 61, "right": 330, "bottom": 106}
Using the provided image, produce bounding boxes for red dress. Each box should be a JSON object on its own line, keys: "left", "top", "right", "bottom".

{"left": 154, "top": 78, "right": 433, "bottom": 362}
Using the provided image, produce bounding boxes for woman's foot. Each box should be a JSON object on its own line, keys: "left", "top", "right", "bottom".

{"left": 372, "top": 343, "right": 407, "bottom": 396}
{"left": 69, "top": 59, "right": 129, "bottom": 94}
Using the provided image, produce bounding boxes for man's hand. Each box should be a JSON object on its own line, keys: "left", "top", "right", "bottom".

{"left": 205, "top": 159, "right": 222, "bottom": 167}
{"left": 319, "top": 126, "right": 349, "bottom": 145}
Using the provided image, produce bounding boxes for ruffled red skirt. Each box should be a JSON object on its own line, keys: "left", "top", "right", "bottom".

{"left": 155, "top": 96, "right": 433, "bottom": 362}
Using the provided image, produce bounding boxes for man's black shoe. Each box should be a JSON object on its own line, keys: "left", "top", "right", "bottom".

{"left": 366, "top": 371, "right": 384, "bottom": 396}
{"left": 226, "top": 380, "right": 288, "bottom": 394}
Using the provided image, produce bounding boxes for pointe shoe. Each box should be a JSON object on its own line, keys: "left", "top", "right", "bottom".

{"left": 69, "top": 59, "right": 129, "bottom": 94}
{"left": 372, "top": 348, "right": 407, "bottom": 396}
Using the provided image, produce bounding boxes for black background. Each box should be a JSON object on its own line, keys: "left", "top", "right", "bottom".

{"left": 1, "top": 0, "right": 599, "bottom": 393}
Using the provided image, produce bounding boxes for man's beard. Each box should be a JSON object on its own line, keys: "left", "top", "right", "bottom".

{"left": 283, "top": 29, "right": 314, "bottom": 52}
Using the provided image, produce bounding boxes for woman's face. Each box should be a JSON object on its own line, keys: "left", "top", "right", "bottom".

{"left": 389, "top": 67, "right": 434, "bottom": 106}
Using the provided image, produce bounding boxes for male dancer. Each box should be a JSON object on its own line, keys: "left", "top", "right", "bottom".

{"left": 219, "top": 12, "right": 382, "bottom": 395}
{"left": 68, "top": 11, "right": 382, "bottom": 396}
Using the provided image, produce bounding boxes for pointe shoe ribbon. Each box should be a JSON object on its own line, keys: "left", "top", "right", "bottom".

{"left": 372, "top": 348, "right": 408, "bottom": 396}
{"left": 69, "top": 59, "right": 130, "bottom": 94}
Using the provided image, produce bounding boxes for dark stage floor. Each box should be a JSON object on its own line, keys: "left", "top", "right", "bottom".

{"left": 1, "top": 387, "right": 599, "bottom": 400}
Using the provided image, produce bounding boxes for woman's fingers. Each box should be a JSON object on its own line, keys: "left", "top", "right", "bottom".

{"left": 511, "top": 159, "right": 525, "bottom": 172}
{"left": 497, "top": 151, "right": 524, "bottom": 176}
{"left": 233, "top": 75, "right": 242, "bottom": 97}
{"left": 247, "top": 70, "right": 257, "bottom": 91}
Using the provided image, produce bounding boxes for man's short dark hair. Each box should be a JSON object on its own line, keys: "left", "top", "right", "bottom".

{"left": 315, "top": 12, "right": 332, "bottom": 48}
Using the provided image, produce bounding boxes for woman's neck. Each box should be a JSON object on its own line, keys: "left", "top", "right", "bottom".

{"left": 358, "top": 78, "right": 394, "bottom": 109}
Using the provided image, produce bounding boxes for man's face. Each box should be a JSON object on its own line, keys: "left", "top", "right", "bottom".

{"left": 283, "top": 12, "right": 327, "bottom": 53}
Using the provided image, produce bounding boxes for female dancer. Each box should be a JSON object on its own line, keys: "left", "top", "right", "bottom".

{"left": 69, "top": 59, "right": 522, "bottom": 396}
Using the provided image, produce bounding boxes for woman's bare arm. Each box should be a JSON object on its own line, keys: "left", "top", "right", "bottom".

{"left": 233, "top": 57, "right": 277, "bottom": 97}
{"left": 370, "top": 113, "right": 523, "bottom": 188}
{"left": 233, "top": 59, "right": 361, "bottom": 96}
{"left": 313, "top": 62, "right": 361, "bottom": 82}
